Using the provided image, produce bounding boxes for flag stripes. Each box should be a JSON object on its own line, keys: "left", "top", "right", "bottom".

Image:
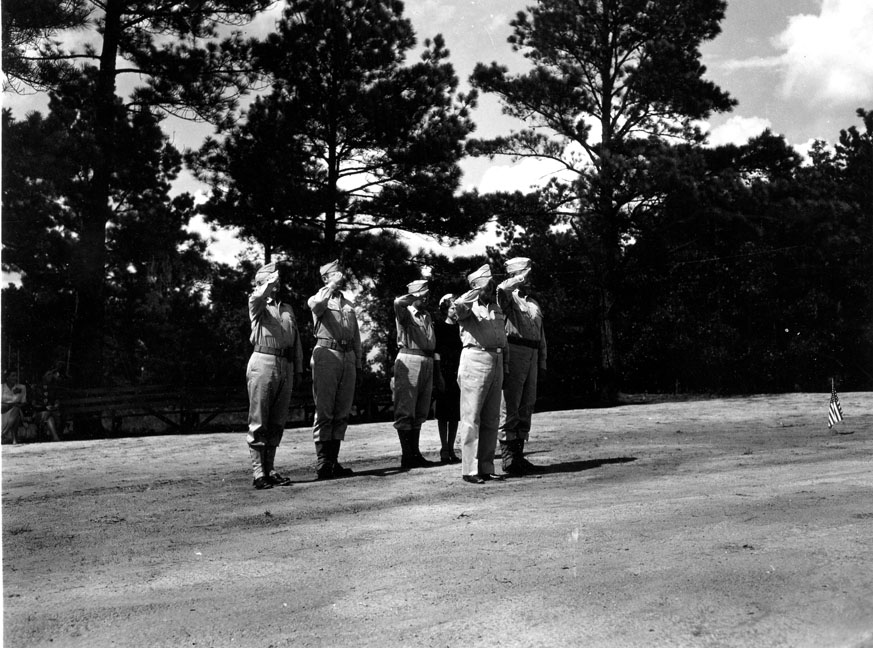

{"left": 827, "top": 382, "right": 844, "bottom": 429}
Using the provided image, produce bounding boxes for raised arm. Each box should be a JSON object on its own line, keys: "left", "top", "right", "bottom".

{"left": 393, "top": 293, "right": 417, "bottom": 325}
{"left": 249, "top": 270, "right": 280, "bottom": 320}
{"left": 496, "top": 273, "right": 525, "bottom": 311}
{"left": 306, "top": 285, "right": 334, "bottom": 318}
{"left": 452, "top": 288, "right": 481, "bottom": 320}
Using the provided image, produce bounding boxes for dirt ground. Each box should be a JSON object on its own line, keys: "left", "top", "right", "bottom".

{"left": 2, "top": 392, "right": 872, "bottom": 648}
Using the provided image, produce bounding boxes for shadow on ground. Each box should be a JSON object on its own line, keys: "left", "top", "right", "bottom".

{"left": 525, "top": 456, "right": 637, "bottom": 476}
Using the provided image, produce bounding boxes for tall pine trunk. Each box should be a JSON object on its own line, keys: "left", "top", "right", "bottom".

{"left": 69, "top": 0, "right": 122, "bottom": 389}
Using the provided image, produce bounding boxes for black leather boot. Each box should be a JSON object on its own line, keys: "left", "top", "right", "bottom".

{"left": 517, "top": 439, "right": 544, "bottom": 473}
{"left": 502, "top": 440, "right": 525, "bottom": 475}
{"left": 398, "top": 430, "right": 414, "bottom": 470}
{"left": 315, "top": 441, "right": 332, "bottom": 480}
{"left": 332, "top": 440, "right": 353, "bottom": 477}
{"left": 409, "top": 427, "right": 435, "bottom": 467}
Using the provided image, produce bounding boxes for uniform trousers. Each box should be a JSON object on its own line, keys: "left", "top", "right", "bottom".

{"left": 498, "top": 345, "right": 539, "bottom": 442}
{"left": 311, "top": 346, "right": 356, "bottom": 441}
{"left": 246, "top": 352, "right": 294, "bottom": 447}
{"left": 457, "top": 347, "right": 504, "bottom": 476}
{"left": 393, "top": 353, "right": 434, "bottom": 430}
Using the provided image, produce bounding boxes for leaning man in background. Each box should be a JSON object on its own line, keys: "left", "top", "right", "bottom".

{"left": 246, "top": 261, "right": 304, "bottom": 490}
{"left": 307, "top": 260, "right": 362, "bottom": 480}
{"left": 497, "top": 257, "right": 547, "bottom": 475}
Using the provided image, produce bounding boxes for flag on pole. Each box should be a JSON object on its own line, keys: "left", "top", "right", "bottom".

{"left": 827, "top": 380, "right": 844, "bottom": 429}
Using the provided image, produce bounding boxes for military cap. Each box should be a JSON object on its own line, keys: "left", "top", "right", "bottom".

{"left": 467, "top": 264, "right": 492, "bottom": 289}
{"left": 319, "top": 259, "right": 341, "bottom": 278}
{"left": 439, "top": 293, "right": 455, "bottom": 308}
{"left": 505, "top": 257, "right": 532, "bottom": 275}
{"left": 407, "top": 279, "right": 429, "bottom": 296}
{"left": 255, "top": 262, "right": 278, "bottom": 285}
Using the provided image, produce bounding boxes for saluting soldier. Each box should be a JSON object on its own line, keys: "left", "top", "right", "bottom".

{"left": 392, "top": 278, "right": 436, "bottom": 469}
{"left": 453, "top": 264, "right": 508, "bottom": 484}
{"left": 307, "top": 260, "right": 362, "bottom": 480}
{"left": 497, "top": 257, "right": 547, "bottom": 475}
{"left": 246, "top": 261, "right": 304, "bottom": 490}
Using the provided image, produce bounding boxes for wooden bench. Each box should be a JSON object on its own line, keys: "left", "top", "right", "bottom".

{"left": 55, "top": 384, "right": 244, "bottom": 436}
{"left": 56, "top": 383, "right": 317, "bottom": 437}
{"left": 51, "top": 380, "right": 401, "bottom": 438}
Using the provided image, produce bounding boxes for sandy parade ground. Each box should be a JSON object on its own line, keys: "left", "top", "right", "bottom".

{"left": 2, "top": 392, "right": 872, "bottom": 648}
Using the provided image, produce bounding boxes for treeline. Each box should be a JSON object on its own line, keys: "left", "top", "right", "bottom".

{"left": 523, "top": 122, "right": 873, "bottom": 399}
{"left": 2, "top": 0, "right": 871, "bottom": 411}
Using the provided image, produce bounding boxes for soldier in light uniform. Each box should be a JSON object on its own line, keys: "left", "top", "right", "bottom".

{"left": 307, "top": 260, "right": 362, "bottom": 480}
{"left": 497, "top": 257, "right": 547, "bottom": 475}
{"left": 453, "top": 264, "right": 508, "bottom": 484}
{"left": 246, "top": 261, "right": 304, "bottom": 490}
{"left": 392, "top": 278, "right": 436, "bottom": 469}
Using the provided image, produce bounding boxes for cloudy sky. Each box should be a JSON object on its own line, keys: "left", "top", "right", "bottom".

{"left": 404, "top": 0, "right": 873, "bottom": 255}
{"left": 408, "top": 0, "right": 873, "bottom": 189}
{"left": 4, "top": 0, "right": 872, "bottom": 263}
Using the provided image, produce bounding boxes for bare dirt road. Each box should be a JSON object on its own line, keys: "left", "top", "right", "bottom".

{"left": 3, "top": 392, "right": 872, "bottom": 648}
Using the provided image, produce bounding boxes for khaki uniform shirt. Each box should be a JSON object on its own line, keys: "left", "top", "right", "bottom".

{"left": 248, "top": 284, "right": 304, "bottom": 374}
{"left": 453, "top": 289, "right": 508, "bottom": 351}
{"left": 497, "top": 277, "right": 547, "bottom": 370}
{"left": 394, "top": 295, "right": 436, "bottom": 352}
{"left": 307, "top": 286, "right": 363, "bottom": 368}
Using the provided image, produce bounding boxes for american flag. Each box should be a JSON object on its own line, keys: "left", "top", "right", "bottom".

{"left": 827, "top": 382, "right": 844, "bottom": 429}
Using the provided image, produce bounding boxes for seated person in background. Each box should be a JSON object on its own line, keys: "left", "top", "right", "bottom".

{"left": 35, "top": 362, "right": 66, "bottom": 442}
{"left": 2, "top": 370, "right": 28, "bottom": 445}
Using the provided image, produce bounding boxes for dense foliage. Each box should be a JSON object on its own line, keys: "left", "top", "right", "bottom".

{"left": 2, "top": 2, "right": 871, "bottom": 431}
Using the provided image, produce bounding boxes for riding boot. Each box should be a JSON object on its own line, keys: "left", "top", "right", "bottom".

{"left": 332, "top": 440, "right": 353, "bottom": 477}
{"left": 501, "top": 439, "right": 524, "bottom": 475}
{"left": 315, "top": 441, "right": 332, "bottom": 480}
{"left": 410, "top": 427, "right": 434, "bottom": 467}
{"left": 398, "top": 430, "right": 414, "bottom": 470}
{"left": 500, "top": 440, "right": 511, "bottom": 470}
{"left": 518, "top": 439, "right": 543, "bottom": 472}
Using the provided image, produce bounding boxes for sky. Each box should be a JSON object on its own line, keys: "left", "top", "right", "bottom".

{"left": 3, "top": 0, "right": 873, "bottom": 267}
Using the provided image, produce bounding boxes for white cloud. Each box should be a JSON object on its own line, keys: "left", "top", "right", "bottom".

{"left": 776, "top": 0, "right": 873, "bottom": 103}
{"left": 185, "top": 215, "right": 246, "bottom": 266}
{"left": 403, "top": 0, "right": 458, "bottom": 31}
{"left": 718, "top": 0, "right": 873, "bottom": 105}
{"left": 793, "top": 137, "right": 833, "bottom": 166}
{"left": 475, "top": 153, "right": 580, "bottom": 194}
{"left": 241, "top": 1, "right": 289, "bottom": 38}
{"left": 705, "top": 115, "right": 772, "bottom": 147}
{"left": 397, "top": 222, "right": 501, "bottom": 259}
